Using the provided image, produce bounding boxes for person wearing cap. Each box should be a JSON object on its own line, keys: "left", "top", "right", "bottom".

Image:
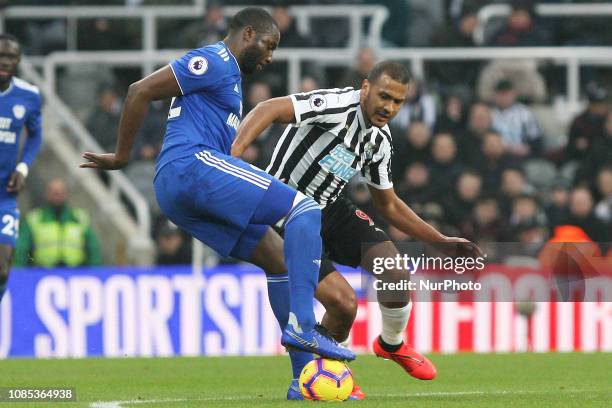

{"left": 488, "top": 0, "right": 552, "bottom": 47}
{"left": 491, "top": 79, "right": 543, "bottom": 159}
{"left": 565, "top": 82, "right": 609, "bottom": 165}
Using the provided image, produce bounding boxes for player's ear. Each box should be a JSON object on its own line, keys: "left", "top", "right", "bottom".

{"left": 361, "top": 79, "right": 370, "bottom": 95}
{"left": 243, "top": 26, "right": 256, "bottom": 43}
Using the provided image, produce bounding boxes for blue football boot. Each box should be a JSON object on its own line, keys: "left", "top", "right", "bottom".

{"left": 286, "top": 379, "right": 304, "bottom": 400}
{"left": 281, "top": 322, "right": 356, "bottom": 361}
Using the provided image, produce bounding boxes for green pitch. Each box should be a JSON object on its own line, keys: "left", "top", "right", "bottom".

{"left": 0, "top": 353, "right": 610, "bottom": 407}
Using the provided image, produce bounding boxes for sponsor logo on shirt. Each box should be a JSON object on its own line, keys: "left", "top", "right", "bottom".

{"left": 0, "top": 117, "right": 12, "bottom": 130}
{"left": 318, "top": 144, "right": 357, "bottom": 181}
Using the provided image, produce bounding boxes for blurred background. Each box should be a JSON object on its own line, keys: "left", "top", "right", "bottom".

{"left": 0, "top": 0, "right": 610, "bottom": 358}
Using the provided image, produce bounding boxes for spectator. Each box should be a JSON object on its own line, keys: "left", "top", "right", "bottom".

{"left": 575, "top": 96, "right": 612, "bottom": 182}
{"left": 272, "top": 5, "right": 310, "bottom": 47}
{"left": 478, "top": 131, "right": 514, "bottom": 195}
{"left": 509, "top": 194, "right": 548, "bottom": 233}
{"left": 392, "top": 121, "right": 432, "bottom": 180}
{"left": 491, "top": 79, "right": 543, "bottom": 159}
{"left": 430, "top": 7, "right": 481, "bottom": 89}
{"left": 594, "top": 166, "right": 612, "bottom": 224}
{"left": 498, "top": 168, "right": 535, "bottom": 216}
{"left": 545, "top": 180, "right": 571, "bottom": 228}
{"left": 77, "top": 17, "right": 139, "bottom": 50}
{"left": 565, "top": 83, "right": 609, "bottom": 164}
{"left": 396, "top": 162, "right": 442, "bottom": 219}
{"left": 429, "top": 133, "right": 464, "bottom": 196}
{"left": 458, "top": 102, "right": 492, "bottom": 165}
{"left": 244, "top": 82, "right": 275, "bottom": 168}
{"left": 566, "top": 187, "right": 609, "bottom": 242}
{"left": 461, "top": 196, "right": 506, "bottom": 242}
{"left": 435, "top": 93, "right": 466, "bottom": 136}
{"left": 177, "top": 2, "right": 227, "bottom": 48}
{"left": 443, "top": 170, "right": 482, "bottom": 227}
{"left": 133, "top": 99, "right": 167, "bottom": 161}
{"left": 487, "top": 0, "right": 552, "bottom": 47}
{"left": 155, "top": 220, "right": 191, "bottom": 265}
{"left": 392, "top": 80, "right": 437, "bottom": 132}
{"left": 86, "top": 86, "right": 122, "bottom": 152}
{"left": 339, "top": 48, "right": 376, "bottom": 89}
{"left": 14, "top": 179, "right": 102, "bottom": 267}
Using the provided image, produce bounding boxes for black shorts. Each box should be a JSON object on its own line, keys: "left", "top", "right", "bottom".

{"left": 318, "top": 196, "right": 390, "bottom": 281}
{"left": 274, "top": 196, "right": 390, "bottom": 282}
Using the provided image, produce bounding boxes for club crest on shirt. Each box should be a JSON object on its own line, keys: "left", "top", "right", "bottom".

{"left": 308, "top": 94, "right": 327, "bottom": 112}
{"left": 12, "top": 104, "right": 26, "bottom": 120}
{"left": 188, "top": 56, "right": 208, "bottom": 75}
{"left": 363, "top": 142, "right": 376, "bottom": 160}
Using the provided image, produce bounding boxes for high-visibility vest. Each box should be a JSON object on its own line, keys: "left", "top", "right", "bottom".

{"left": 27, "top": 208, "right": 90, "bottom": 267}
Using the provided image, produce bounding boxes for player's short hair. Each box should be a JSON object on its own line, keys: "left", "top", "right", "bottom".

{"left": 229, "top": 7, "right": 278, "bottom": 37}
{"left": 367, "top": 61, "right": 411, "bottom": 85}
{"left": 0, "top": 33, "right": 19, "bottom": 45}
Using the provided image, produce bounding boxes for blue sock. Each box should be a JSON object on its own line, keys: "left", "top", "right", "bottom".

{"left": 0, "top": 283, "right": 6, "bottom": 302}
{"left": 266, "top": 273, "right": 313, "bottom": 379}
{"left": 283, "top": 197, "right": 322, "bottom": 332}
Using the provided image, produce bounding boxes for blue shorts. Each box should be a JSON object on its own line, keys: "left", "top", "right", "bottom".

{"left": 154, "top": 150, "right": 297, "bottom": 260}
{"left": 0, "top": 204, "right": 20, "bottom": 248}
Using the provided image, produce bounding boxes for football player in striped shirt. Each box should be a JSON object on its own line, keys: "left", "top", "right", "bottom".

{"left": 233, "top": 61, "right": 482, "bottom": 400}
{"left": 0, "top": 33, "right": 43, "bottom": 304}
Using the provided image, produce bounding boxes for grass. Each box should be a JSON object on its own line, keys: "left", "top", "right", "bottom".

{"left": 0, "top": 353, "right": 610, "bottom": 407}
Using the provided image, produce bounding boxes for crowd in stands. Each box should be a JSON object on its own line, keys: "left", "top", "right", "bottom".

{"left": 7, "top": 0, "right": 611, "bottom": 264}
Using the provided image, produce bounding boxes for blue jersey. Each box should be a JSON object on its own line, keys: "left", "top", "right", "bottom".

{"left": 157, "top": 41, "right": 243, "bottom": 174}
{"left": 0, "top": 77, "right": 42, "bottom": 206}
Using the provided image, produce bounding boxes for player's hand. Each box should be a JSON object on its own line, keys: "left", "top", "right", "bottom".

{"left": 230, "top": 142, "right": 245, "bottom": 158}
{"left": 80, "top": 152, "right": 128, "bottom": 170}
{"left": 6, "top": 171, "right": 25, "bottom": 193}
{"left": 438, "top": 237, "right": 484, "bottom": 259}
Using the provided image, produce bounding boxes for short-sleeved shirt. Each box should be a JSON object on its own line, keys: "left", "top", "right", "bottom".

{"left": 0, "top": 77, "right": 42, "bottom": 205}
{"left": 266, "top": 88, "right": 394, "bottom": 207}
{"left": 156, "top": 41, "right": 243, "bottom": 174}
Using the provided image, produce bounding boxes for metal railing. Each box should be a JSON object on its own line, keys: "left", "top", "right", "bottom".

{"left": 475, "top": 3, "right": 612, "bottom": 45}
{"left": 37, "top": 46, "right": 612, "bottom": 115}
{"left": 19, "top": 57, "right": 153, "bottom": 264}
{"left": 0, "top": 3, "right": 387, "bottom": 74}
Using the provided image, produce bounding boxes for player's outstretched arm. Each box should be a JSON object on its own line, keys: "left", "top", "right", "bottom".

{"left": 368, "top": 186, "right": 483, "bottom": 258}
{"left": 231, "top": 96, "right": 295, "bottom": 157}
{"left": 81, "top": 65, "right": 181, "bottom": 170}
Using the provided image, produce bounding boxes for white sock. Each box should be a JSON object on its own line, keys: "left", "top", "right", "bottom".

{"left": 379, "top": 301, "right": 412, "bottom": 346}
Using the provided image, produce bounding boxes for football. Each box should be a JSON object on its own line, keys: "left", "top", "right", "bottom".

{"left": 299, "top": 358, "right": 354, "bottom": 401}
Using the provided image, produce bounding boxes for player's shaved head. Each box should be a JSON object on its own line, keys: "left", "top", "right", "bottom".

{"left": 226, "top": 8, "right": 280, "bottom": 75}
{"left": 0, "top": 33, "right": 21, "bottom": 90}
{"left": 367, "top": 61, "right": 411, "bottom": 85}
{"left": 229, "top": 7, "right": 278, "bottom": 37}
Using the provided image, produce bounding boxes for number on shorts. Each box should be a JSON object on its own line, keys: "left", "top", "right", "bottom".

{"left": 1, "top": 214, "right": 18, "bottom": 237}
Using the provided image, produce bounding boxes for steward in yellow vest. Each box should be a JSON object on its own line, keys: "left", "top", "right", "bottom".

{"left": 14, "top": 179, "right": 101, "bottom": 267}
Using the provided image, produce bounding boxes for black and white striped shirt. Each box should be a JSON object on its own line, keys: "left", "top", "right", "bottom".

{"left": 266, "top": 88, "right": 394, "bottom": 207}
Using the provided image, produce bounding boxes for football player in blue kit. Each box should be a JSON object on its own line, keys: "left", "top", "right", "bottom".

{"left": 0, "top": 33, "right": 43, "bottom": 304}
{"left": 80, "top": 8, "right": 354, "bottom": 362}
